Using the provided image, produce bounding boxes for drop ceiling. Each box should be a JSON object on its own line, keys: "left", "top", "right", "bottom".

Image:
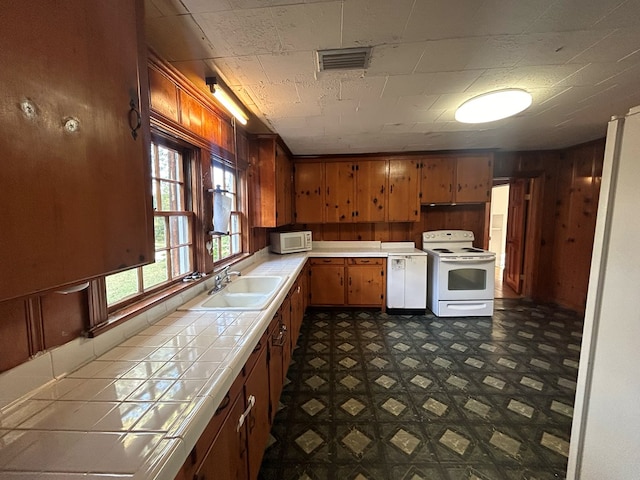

{"left": 144, "top": 0, "right": 640, "bottom": 155}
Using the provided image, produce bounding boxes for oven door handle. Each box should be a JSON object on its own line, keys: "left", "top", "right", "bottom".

{"left": 440, "top": 257, "right": 495, "bottom": 264}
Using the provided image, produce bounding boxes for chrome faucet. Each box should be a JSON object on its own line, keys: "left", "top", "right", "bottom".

{"left": 208, "top": 266, "right": 242, "bottom": 294}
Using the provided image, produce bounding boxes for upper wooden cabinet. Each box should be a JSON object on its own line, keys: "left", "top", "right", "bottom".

{"left": 0, "top": 0, "right": 153, "bottom": 302}
{"left": 250, "top": 135, "right": 293, "bottom": 227}
{"left": 388, "top": 159, "right": 421, "bottom": 221}
{"left": 294, "top": 162, "right": 324, "bottom": 223}
{"left": 421, "top": 154, "right": 493, "bottom": 204}
{"left": 294, "top": 159, "right": 420, "bottom": 224}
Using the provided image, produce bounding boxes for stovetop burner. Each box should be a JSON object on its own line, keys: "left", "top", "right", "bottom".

{"left": 462, "top": 247, "right": 485, "bottom": 253}
{"left": 433, "top": 248, "right": 453, "bottom": 253}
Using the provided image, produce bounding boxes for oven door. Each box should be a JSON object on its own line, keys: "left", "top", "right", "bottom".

{"left": 437, "top": 257, "right": 495, "bottom": 300}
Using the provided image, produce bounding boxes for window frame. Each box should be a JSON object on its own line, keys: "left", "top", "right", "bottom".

{"left": 105, "top": 135, "right": 197, "bottom": 311}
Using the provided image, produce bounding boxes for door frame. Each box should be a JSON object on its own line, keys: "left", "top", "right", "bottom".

{"left": 498, "top": 173, "right": 545, "bottom": 297}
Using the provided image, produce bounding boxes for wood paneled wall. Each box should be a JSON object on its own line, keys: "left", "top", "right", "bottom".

{"left": 494, "top": 139, "right": 605, "bottom": 312}
{"left": 291, "top": 203, "right": 487, "bottom": 248}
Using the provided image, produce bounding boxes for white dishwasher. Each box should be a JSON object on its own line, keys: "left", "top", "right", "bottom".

{"left": 382, "top": 242, "right": 427, "bottom": 309}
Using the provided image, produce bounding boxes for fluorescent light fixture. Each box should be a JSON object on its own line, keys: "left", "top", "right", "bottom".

{"left": 455, "top": 88, "right": 532, "bottom": 123}
{"left": 205, "top": 76, "right": 248, "bottom": 126}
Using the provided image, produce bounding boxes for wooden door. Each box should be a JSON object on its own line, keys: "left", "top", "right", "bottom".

{"left": 346, "top": 259, "right": 385, "bottom": 306}
{"left": 325, "top": 162, "right": 355, "bottom": 223}
{"left": 194, "top": 391, "right": 247, "bottom": 480}
{"left": 294, "top": 162, "right": 324, "bottom": 223}
{"left": 0, "top": 0, "right": 153, "bottom": 301}
{"left": 388, "top": 159, "right": 421, "bottom": 221}
{"left": 244, "top": 345, "right": 271, "bottom": 480}
{"left": 309, "top": 261, "right": 345, "bottom": 305}
{"left": 455, "top": 155, "right": 493, "bottom": 203}
{"left": 504, "top": 178, "right": 528, "bottom": 294}
{"left": 356, "top": 160, "right": 388, "bottom": 222}
{"left": 275, "top": 143, "right": 293, "bottom": 226}
{"left": 421, "top": 156, "right": 454, "bottom": 204}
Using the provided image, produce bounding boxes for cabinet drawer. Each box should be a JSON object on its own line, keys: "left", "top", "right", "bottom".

{"left": 310, "top": 257, "right": 345, "bottom": 265}
{"left": 348, "top": 258, "right": 384, "bottom": 266}
{"left": 179, "top": 373, "right": 244, "bottom": 480}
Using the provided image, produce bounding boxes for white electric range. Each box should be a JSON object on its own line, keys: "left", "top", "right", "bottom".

{"left": 422, "top": 230, "right": 496, "bottom": 317}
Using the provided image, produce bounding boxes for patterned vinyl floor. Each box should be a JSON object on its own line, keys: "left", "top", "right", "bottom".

{"left": 258, "top": 298, "right": 582, "bottom": 480}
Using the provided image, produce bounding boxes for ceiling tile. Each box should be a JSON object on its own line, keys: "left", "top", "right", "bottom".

{"left": 525, "top": 0, "right": 626, "bottom": 33}
{"left": 272, "top": 2, "right": 342, "bottom": 51}
{"left": 383, "top": 71, "right": 482, "bottom": 97}
{"left": 340, "top": 76, "right": 386, "bottom": 101}
{"left": 257, "top": 51, "right": 317, "bottom": 83}
{"left": 213, "top": 55, "right": 269, "bottom": 86}
{"left": 367, "top": 43, "right": 426, "bottom": 75}
{"left": 145, "top": 15, "right": 216, "bottom": 61}
{"left": 342, "top": 0, "right": 415, "bottom": 46}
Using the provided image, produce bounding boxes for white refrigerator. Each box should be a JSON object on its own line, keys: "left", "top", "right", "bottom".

{"left": 567, "top": 106, "right": 640, "bottom": 479}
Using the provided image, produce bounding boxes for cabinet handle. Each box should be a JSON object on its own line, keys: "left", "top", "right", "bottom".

{"left": 327, "top": 186, "right": 330, "bottom": 195}
{"left": 349, "top": 277, "right": 352, "bottom": 286}
{"left": 214, "top": 393, "right": 230, "bottom": 415}
{"left": 361, "top": 259, "right": 370, "bottom": 263}
{"left": 128, "top": 99, "right": 142, "bottom": 140}
{"left": 252, "top": 341, "right": 262, "bottom": 353}
{"left": 390, "top": 184, "right": 394, "bottom": 193}
{"left": 458, "top": 184, "right": 462, "bottom": 192}
{"left": 237, "top": 394, "right": 256, "bottom": 432}
{"left": 340, "top": 276, "right": 343, "bottom": 286}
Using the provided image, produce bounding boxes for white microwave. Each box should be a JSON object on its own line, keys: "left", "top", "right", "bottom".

{"left": 270, "top": 231, "right": 312, "bottom": 254}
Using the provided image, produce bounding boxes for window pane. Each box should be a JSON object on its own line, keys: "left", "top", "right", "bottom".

{"left": 213, "top": 165, "right": 225, "bottom": 190}
{"left": 211, "top": 237, "right": 221, "bottom": 262}
{"left": 225, "top": 170, "right": 235, "bottom": 194}
{"left": 158, "top": 181, "right": 184, "bottom": 211}
{"left": 169, "top": 216, "right": 190, "bottom": 246}
{"left": 154, "top": 217, "right": 167, "bottom": 249}
{"left": 158, "top": 147, "right": 171, "bottom": 179}
{"left": 143, "top": 251, "right": 169, "bottom": 289}
{"left": 231, "top": 234, "right": 241, "bottom": 254}
{"left": 106, "top": 269, "right": 140, "bottom": 305}
{"left": 175, "top": 246, "right": 191, "bottom": 276}
{"left": 221, "top": 235, "right": 231, "bottom": 258}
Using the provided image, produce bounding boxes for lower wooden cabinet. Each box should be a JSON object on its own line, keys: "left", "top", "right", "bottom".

{"left": 177, "top": 265, "right": 308, "bottom": 480}
{"left": 309, "top": 257, "right": 385, "bottom": 308}
{"left": 193, "top": 389, "right": 247, "bottom": 480}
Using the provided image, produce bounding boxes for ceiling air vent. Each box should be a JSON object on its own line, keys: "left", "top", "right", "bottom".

{"left": 317, "top": 47, "right": 371, "bottom": 71}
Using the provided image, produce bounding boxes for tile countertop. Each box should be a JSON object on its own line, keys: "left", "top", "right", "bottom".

{"left": 0, "top": 242, "right": 416, "bottom": 480}
{"left": 0, "top": 253, "right": 307, "bottom": 480}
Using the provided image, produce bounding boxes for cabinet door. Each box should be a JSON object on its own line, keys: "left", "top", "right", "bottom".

{"left": 280, "top": 296, "right": 292, "bottom": 377}
{"left": 275, "top": 143, "right": 293, "bottom": 226}
{"left": 388, "top": 159, "right": 421, "bottom": 221}
{"left": 455, "top": 155, "right": 493, "bottom": 203}
{"left": 268, "top": 314, "right": 284, "bottom": 424}
{"left": 194, "top": 391, "right": 247, "bottom": 480}
{"left": 244, "top": 345, "right": 271, "bottom": 480}
{"left": 294, "top": 162, "right": 324, "bottom": 224}
{"left": 290, "top": 279, "right": 304, "bottom": 347}
{"left": 309, "top": 263, "right": 345, "bottom": 305}
{"left": 421, "top": 156, "right": 455, "bottom": 204}
{"left": 0, "top": 0, "right": 153, "bottom": 301}
{"left": 347, "top": 260, "right": 385, "bottom": 306}
{"left": 356, "top": 160, "right": 388, "bottom": 222}
{"left": 325, "top": 162, "right": 356, "bottom": 223}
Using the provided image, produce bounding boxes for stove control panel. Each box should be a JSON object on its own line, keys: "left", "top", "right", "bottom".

{"left": 422, "top": 230, "right": 475, "bottom": 242}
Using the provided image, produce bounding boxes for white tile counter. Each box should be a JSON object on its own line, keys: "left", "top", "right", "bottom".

{"left": 0, "top": 243, "right": 414, "bottom": 479}
{"left": 0, "top": 252, "right": 307, "bottom": 480}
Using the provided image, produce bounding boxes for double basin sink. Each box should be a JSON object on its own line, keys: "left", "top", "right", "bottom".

{"left": 179, "top": 275, "right": 287, "bottom": 311}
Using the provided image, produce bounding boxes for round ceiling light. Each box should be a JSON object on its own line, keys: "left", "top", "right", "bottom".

{"left": 455, "top": 88, "right": 532, "bottom": 123}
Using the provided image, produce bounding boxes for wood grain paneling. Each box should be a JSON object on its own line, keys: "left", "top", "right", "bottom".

{"left": 0, "top": 298, "right": 31, "bottom": 372}
{"left": 148, "top": 66, "right": 179, "bottom": 121}
{"left": 41, "top": 291, "right": 90, "bottom": 350}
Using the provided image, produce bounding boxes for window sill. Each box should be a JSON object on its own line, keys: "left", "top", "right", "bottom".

{"left": 88, "top": 253, "right": 252, "bottom": 338}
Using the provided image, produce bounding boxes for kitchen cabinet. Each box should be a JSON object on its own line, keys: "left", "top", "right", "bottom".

{"left": 0, "top": 0, "right": 153, "bottom": 302}
{"left": 347, "top": 258, "right": 386, "bottom": 306}
{"left": 294, "top": 159, "right": 421, "bottom": 224}
{"left": 294, "top": 162, "right": 324, "bottom": 223}
{"left": 356, "top": 160, "right": 388, "bottom": 222}
{"left": 324, "top": 162, "right": 356, "bottom": 223}
{"left": 309, "top": 258, "right": 385, "bottom": 308}
{"left": 251, "top": 135, "right": 293, "bottom": 227}
{"left": 268, "top": 313, "right": 285, "bottom": 423}
{"left": 388, "top": 159, "right": 421, "bottom": 221}
{"left": 192, "top": 388, "right": 247, "bottom": 480}
{"left": 421, "top": 154, "right": 493, "bottom": 204}
{"left": 309, "top": 258, "right": 346, "bottom": 305}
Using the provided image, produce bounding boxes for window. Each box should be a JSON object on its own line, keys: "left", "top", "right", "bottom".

{"left": 210, "top": 157, "right": 242, "bottom": 263}
{"left": 106, "top": 141, "right": 194, "bottom": 307}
